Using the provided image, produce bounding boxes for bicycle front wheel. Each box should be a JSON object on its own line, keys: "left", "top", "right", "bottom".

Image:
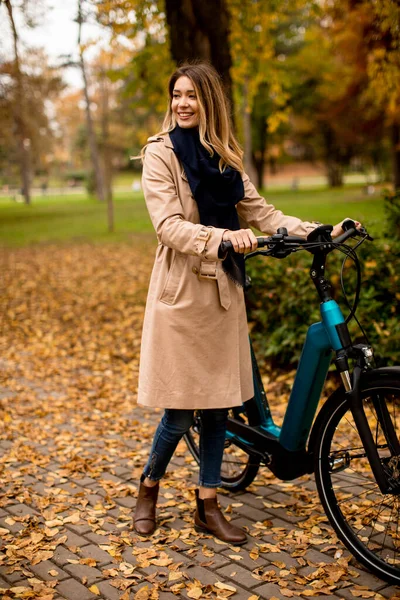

{"left": 184, "top": 411, "right": 260, "bottom": 492}
{"left": 314, "top": 374, "right": 400, "bottom": 585}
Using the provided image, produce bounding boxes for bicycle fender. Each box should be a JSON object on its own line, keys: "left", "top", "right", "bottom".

{"left": 308, "top": 366, "right": 400, "bottom": 454}
{"left": 363, "top": 366, "right": 400, "bottom": 381}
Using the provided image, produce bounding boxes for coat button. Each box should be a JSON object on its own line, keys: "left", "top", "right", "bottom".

{"left": 192, "top": 266, "right": 199, "bottom": 275}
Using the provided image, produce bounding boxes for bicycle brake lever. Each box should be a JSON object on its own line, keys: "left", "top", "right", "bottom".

{"left": 342, "top": 219, "right": 373, "bottom": 241}
{"left": 358, "top": 226, "right": 374, "bottom": 241}
{"left": 244, "top": 249, "right": 275, "bottom": 261}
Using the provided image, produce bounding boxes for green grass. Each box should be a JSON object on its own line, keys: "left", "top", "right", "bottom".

{"left": 0, "top": 192, "right": 153, "bottom": 247}
{"left": 265, "top": 186, "right": 385, "bottom": 236}
{"left": 0, "top": 185, "right": 386, "bottom": 247}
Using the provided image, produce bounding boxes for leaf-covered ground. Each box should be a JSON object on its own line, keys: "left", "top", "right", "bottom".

{"left": 0, "top": 241, "right": 398, "bottom": 600}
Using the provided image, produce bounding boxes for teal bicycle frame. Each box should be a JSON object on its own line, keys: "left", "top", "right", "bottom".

{"left": 227, "top": 299, "right": 345, "bottom": 454}
{"left": 279, "top": 299, "right": 345, "bottom": 452}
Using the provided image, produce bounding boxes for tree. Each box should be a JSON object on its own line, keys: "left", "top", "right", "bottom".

{"left": 2, "top": 0, "right": 32, "bottom": 203}
{"left": 164, "top": 0, "right": 234, "bottom": 109}
{"left": 76, "top": 0, "right": 108, "bottom": 209}
{"left": 228, "top": 0, "right": 306, "bottom": 187}
{"left": 321, "top": 0, "right": 400, "bottom": 188}
{"left": 0, "top": 46, "right": 64, "bottom": 195}
{"left": 95, "top": 0, "right": 175, "bottom": 148}
{"left": 90, "top": 45, "right": 138, "bottom": 228}
{"left": 286, "top": 14, "right": 391, "bottom": 188}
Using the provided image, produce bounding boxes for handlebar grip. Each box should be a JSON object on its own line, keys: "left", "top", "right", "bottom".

{"left": 342, "top": 219, "right": 356, "bottom": 231}
{"left": 219, "top": 240, "right": 233, "bottom": 255}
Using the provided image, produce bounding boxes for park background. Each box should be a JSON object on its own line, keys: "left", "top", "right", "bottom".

{"left": 1, "top": 0, "right": 399, "bottom": 368}
{"left": 1, "top": 2, "right": 400, "bottom": 600}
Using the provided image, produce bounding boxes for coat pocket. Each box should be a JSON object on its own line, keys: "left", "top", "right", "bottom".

{"left": 159, "top": 251, "right": 187, "bottom": 305}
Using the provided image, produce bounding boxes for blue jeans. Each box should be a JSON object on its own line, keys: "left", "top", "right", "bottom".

{"left": 142, "top": 408, "right": 229, "bottom": 488}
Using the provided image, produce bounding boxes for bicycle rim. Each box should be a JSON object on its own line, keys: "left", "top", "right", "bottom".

{"left": 184, "top": 411, "right": 260, "bottom": 491}
{"left": 315, "top": 381, "right": 400, "bottom": 585}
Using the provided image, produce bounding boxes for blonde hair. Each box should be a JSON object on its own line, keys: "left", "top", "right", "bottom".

{"left": 140, "top": 62, "right": 244, "bottom": 173}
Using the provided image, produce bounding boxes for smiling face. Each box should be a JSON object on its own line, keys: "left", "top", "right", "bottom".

{"left": 171, "top": 76, "right": 200, "bottom": 129}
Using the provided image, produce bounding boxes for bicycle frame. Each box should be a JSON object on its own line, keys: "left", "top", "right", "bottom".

{"left": 226, "top": 298, "right": 346, "bottom": 480}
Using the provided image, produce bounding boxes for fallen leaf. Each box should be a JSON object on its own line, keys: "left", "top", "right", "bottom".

{"left": 89, "top": 584, "right": 101, "bottom": 595}
{"left": 48, "top": 569, "right": 59, "bottom": 576}
{"left": 187, "top": 585, "right": 203, "bottom": 599}
{"left": 214, "top": 581, "right": 237, "bottom": 592}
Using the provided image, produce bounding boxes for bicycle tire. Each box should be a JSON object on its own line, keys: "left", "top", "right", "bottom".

{"left": 313, "top": 374, "right": 400, "bottom": 585}
{"left": 184, "top": 411, "right": 261, "bottom": 491}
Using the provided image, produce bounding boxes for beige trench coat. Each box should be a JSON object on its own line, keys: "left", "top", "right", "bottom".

{"left": 137, "top": 133, "right": 317, "bottom": 410}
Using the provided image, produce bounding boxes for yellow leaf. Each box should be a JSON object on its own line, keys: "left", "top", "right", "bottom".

{"left": 202, "top": 545, "right": 214, "bottom": 557}
{"left": 89, "top": 584, "right": 101, "bottom": 595}
{"left": 134, "top": 586, "right": 150, "bottom": 599}
{"left": 272, "top": 561, "right": 286, "bottom": 569}
{"left": 249, "top": 548, "right": 259, "bottom": 560}
{"left": 44, "top": 527, "right": 59, "bottom": 537}
{"left": 63, "top": 512, "right": 81, "bottom": 524}
{"left": 31, "top": 532, "right": 45, "bottom": 544}
{"left": 168, "top": 571, "right": 183, "bottom": 582}
{"left": 149, "top": 557, "right": 173, "bottom": 567}
{"left": 280, "top": 589, "right": 294, "bottom": 597}
{"left": 170, "top": 583, "right": 185, "bottom": 593}
{"left": 45, "top": 519, "right": 63, "bottom": 528}
{"left": 187, "top": 586, "right": 203, "bottom": 599}
{"left": 80, "top": 558, "right": 97, "bottom": 567}
{"left": 214, "top": 582, "right": 237, "bottom": 592}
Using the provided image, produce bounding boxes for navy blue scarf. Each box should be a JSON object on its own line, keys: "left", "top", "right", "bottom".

{"left": 169, "top": 125, "right": 245, "bottom": 287}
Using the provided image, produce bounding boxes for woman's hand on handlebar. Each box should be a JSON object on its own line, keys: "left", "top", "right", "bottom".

{"left": 332, "top": 218, "right": 361, "bottom": 238}
{"left": 222, "top": 229, "right": 258, "bottom": 254}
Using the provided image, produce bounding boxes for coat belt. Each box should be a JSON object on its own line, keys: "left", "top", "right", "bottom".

{"left": 199, "top": 261, "right": 231, "bottom": 311}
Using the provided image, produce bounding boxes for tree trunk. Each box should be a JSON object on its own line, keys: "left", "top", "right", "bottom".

{"left": 100, "top": 69, "right": 114, "bottom": 232}
{"left": 252, "top": 120, "right": 268, "bottom": 190}
{"left": 242, "top": 79, "right": 257, "bottom": 184}
{"left": 5, "top": 0, "right": 31, "bottom": 205}
{"left": 77, "top": 0, "right": 107, "bottom": 203}
{"left": 164, "top": 0, "right": 234, "bottom": 113}
{"left": 253, "top": 150, "right": 265, "bottom": 190}
{"left": 323, "top": 126, "right": 344, "bottom": 188}
{"left": 392, "top": 122, "right": 400, "bottom": 191}
{"left": 326, "top": 162, "right": 343, "bottom": 187}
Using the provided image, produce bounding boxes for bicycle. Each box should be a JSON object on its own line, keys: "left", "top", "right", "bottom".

{"left": 184, "top": 219, "right": 400, "bottom": 585}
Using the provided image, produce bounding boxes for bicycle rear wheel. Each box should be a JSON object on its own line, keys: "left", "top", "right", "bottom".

{"left": 184, "top": 411, "right": 260, "bottom": 491}
{"left": 314, "top": 375, "right": 400, "bottom": 585}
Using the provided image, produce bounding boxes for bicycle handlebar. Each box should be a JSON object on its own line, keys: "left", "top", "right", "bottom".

{"left": 219, "top": 219, "right": 372, "bottom": 256}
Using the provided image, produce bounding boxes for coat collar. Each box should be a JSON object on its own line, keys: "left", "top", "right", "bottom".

{"left": 147, "top": 133, "right": 174, "bottom": 149}
{"left": 146, "top": 133, "right": 187, "bottom": 180}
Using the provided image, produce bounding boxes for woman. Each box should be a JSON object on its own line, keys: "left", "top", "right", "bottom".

{"left": 134, "top": 62, "right": 358, "bottom": 544}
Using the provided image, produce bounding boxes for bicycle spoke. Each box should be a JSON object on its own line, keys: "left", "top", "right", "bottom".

{"left": 381, "top": 502, "right": 396, "bottom": 559}
{"left": 316, "top": 382, "right": 400, "bottom": 584}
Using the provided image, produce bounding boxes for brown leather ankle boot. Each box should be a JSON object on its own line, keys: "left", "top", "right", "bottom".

{"left": 194, "top": 489, "right": 247, "bottom": 546}
{"left": 134, "top": 478, "right": 159, "bottom": 536}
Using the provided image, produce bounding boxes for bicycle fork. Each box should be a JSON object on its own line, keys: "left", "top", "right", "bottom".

{"left": 343, "top": 357, "right": 400, "bottom": 495}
